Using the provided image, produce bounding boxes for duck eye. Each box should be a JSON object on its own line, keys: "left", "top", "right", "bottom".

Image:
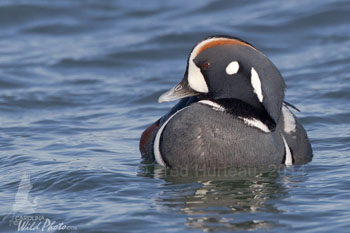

{"left": 202, "top": 62, "right": 211, "bottom": 69}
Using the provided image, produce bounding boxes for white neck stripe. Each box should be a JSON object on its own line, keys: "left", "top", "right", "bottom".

{"left": 199, "top": 100, "right": 225, "bottom": 111}
{"left": 251, "top": 67, "right": 263, "bottom": 103}
{"left": 238, "top": 117, "right": 270, "bottom": 133}
{"left": 199, "top": 101, "right": 270, "bottom": 133}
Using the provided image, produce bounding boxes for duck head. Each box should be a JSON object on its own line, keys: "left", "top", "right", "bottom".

{"left": 158, "top": 36, "right": 285, "bottom": 125}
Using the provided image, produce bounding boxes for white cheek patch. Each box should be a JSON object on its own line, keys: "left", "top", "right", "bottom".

{"left": 199, "top": 100, "right": 225, "bottom": 111}
{"left": 188, "top": 60, "right": 209, "bottom": 93}
{"left": 238, "top": 117, "right": 270, "bottom": 133}
{"left": 226, "top": 61, "right": 239, "bottom": 75}
{"left": 250, "top": 67, "right": 263, "bottom": 103}
{"left": 282, "top": 105, "right": 296, "bottom": 134}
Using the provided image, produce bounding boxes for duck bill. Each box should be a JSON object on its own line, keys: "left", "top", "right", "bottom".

{"left": 158, "top": 77, "right": 198, "bottom": 103}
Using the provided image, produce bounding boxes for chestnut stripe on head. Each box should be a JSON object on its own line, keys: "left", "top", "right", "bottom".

{"left": 195, "top": 38, "right": 256, "bottom": 57}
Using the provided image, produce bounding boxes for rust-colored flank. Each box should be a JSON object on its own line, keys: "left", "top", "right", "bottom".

{"left": 196, "top": 38, "right": 256, "bottom": 56}
{"left": 139, "top": 119, "right": 160, "bottom": 153}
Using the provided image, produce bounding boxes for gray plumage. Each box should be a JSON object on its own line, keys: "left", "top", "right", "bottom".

{"left": 160, "top": 102, "right": 285, "bottom": 169}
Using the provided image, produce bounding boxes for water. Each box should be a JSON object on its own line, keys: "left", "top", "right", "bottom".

{"left": 0, "top": 0, "right": 349, "bottom": 232}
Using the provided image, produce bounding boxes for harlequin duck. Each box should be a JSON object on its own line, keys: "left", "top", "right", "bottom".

{"left": 140, "top": 36, "right": 312, "bottom": 169}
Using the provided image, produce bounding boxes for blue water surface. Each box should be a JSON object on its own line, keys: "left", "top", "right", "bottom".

{"left": 0, "top": 0, "right": 349, "bottom": 232}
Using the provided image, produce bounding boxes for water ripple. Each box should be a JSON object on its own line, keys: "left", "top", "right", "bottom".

{"left": 0, "top": 0, "right": 349, "bottom": 232}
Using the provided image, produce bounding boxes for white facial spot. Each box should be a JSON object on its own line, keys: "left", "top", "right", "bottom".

{"left": 238, "top": 117, "right": 270, "bottom": 133}
{"left": 199, "top": 100, "right": 225, "bottom": 111}
{"left": 226, "top": 61, "right": 239, "bottom": 75}
{"left": 250, "top": 67, "right": 263, "bottom": 103}
{"left": 187, "top": 37, "right": 257, "bottom": 93}
{"left": 187, "top": 38, "right": 230, "bottom": 93}
{"left": 282, "top": 105, "right": 296, "bottom": 134}
{"left": 188, "top": 60, "right": 209, "bottom": 93}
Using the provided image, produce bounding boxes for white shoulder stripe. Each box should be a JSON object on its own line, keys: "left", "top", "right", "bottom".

{"left": 282, "top": 105, "right": 296, "bottom": 134}
{"left": 153, "top": 107, "right": 188, "bottom": 167}
{"left": 198, "top": 100, "right": 225, "bottom": 111}
{"left": 250, "top": 67, "right": 263, "bottom": 103}
{"left": 238, "top": 117, "right": 270, "bottom": 133}
{"left": 282, "top": 135, "right": 293, "bottom": 165}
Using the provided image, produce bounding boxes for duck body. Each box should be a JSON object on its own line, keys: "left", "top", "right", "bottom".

{"left": 159, "top": 100, "right": 285, "bottom": 169}
{"left": 140, "top": 36, "right": 313, "bottom": 169}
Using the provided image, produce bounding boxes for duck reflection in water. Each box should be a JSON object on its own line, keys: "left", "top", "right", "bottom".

{"left": 138, "top": 164, "right": 307, "bottom": 231}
